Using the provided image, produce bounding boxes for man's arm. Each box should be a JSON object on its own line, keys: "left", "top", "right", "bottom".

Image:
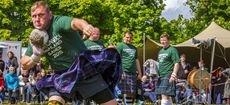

{"left": 71, "top": 18, "right": 94, "bottom": 37}
{"left": 136, "top": 59, "right": 142, "bottom": 80}
{"left": 172, "top": 63, "right": 179, "bottom": 75}
{"left": 169, "top": 63, "right": 179, "bottom": 83}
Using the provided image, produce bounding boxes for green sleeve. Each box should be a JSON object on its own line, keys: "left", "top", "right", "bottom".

{"left": 25, "top": 43, "right": 33, "bottom": 56}
{"left": 116, "top": 43, "right": 122, "bottom": 54}
{"left": 171, "top": 47, "right": 180, "bottom": 64}
{"left": 56, "top": 16, "right": 73, "bottom": 31}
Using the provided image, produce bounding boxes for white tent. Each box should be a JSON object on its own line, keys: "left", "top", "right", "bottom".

{"left": 175, "top": 22, "right": 230, "bottom": 69}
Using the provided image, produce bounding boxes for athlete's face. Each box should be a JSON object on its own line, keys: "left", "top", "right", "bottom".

{"left": 31, "top": 6, "right": 52, "bottom": 30}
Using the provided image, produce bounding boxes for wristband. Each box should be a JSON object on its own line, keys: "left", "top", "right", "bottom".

{"left": 171, "top": 72, "right": 177, "bottom": 79}
{"left": 31, "top": 54, "right": 41, "bottom": 63}
{"left": 171, "top": 72, "right": 177, "bottom": 77}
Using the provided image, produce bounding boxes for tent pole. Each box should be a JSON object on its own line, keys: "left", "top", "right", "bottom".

{"left": 210, "top": 38, "right": 216, "bottom": 72}
{"left": 143, "top": 33, "right": 146, "bottom": 73}
{"left": 200, "top": 45, "right": 203, "bottom": 61}
{"left": 209, "top": 38, "right": 216, "bottom": 103}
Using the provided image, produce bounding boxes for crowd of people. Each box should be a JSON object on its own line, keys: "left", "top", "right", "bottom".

{"left": 0, "top": 1, "right": 229, "bottom": 105}
{"left": 0, "top": 51, "right": 49, "bottom": 104}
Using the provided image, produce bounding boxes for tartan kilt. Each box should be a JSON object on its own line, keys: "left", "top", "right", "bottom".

{"left": 118, "top": 72, "right": 137, "bottom": 94}
{"left": 156, "top": 75, "right": 176, "bottom": 96}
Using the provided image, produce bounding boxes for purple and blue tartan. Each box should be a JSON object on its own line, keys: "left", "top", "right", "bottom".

{"left": 36, "top": 48, "right": 122, "bottom": 94}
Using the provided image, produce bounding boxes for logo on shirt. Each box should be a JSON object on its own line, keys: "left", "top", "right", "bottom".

{"left": 45, "top": 34, "right": 64, "bottom": 58}
{"left": 88, "top": 45, "right": 103, "bottom": 50}
{"left": 123, "top": 48, "right": 136, "bottom": 58}
{"left": 158, "top": 53, "right": 168, "bottom": 62}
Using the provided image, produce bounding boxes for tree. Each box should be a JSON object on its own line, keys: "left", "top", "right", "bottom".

{"left": 0, "top": 0, "right": 34, "bottom": 46}
{"left": 184, "top": 0, "right": 230, "bottom": 39}
{"left": 1, "top": 0, "right": 170, "bottom": 47}
{"left": 47, "top": 0, "right": 167, "bottom": 47}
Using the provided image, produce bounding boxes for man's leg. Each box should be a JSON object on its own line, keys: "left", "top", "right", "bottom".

{"left": 161, "top": 94, "right": 173, "bottom": 105}
{"left": 124, "top": 93, "right": 134, "bottom": 105}
{"left": 101, "top": 99, "right": 116, "bottom": 105}
{"left": 117, "top": 93, "right": 123, "bottom": 105}
{"left": 150, "top": 92, "right": 157, "bottom": 102}
{"left": 90, "top": 88, "right": 116, "bottom": 105}
{"left": 48, "top": 88, "right": 65, "bottom": 105}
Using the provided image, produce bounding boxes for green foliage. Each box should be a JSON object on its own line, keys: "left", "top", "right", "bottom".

{"left": 47, "top": 0, "right": 166, "bottom": 47}
{"left": 0, "top": 0, "right": 230, "bottom": 67}
{"left": 0, "top": 0, "right": 33, "bottom": 46}
{"left": 185, "top": 0, "right": 230, "bottom": 40}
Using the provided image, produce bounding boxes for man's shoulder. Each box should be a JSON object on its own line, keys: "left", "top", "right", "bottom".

{"left": 164, "top": 45, "right": 178, "bottom": 53}
{"left": 129, "top": 44, "right": 137, "bottom": 49}
{"left": 84, "top": 39, "right": 90, "bottom": 43}
{"left": 169, "top": 45, "right": 177, "bottom": 50}
{"left": 116, "top": 42, "right": 124, "bottom": 47}
{"left": 53, "top": 15, "right": 72, "bottom": 20}
{"left": 52, "top": 15, "right": 73, "bottom": 25}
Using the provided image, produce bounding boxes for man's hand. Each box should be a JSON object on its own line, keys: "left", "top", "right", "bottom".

{"left": 32, "top": 46, "right": 43, "bottom": 56}
{"left": 169, "top": 73, "right": 178, "bottom": 83}
{"left": 121, "top": 72, "right": 126, "bottom": 80}
{"left": 83, "top": 25, "right": 94, "bottom": 36}
{"left": 82, "top": 34, "right": 88, "bottom": 40}
{"left": 137, "top": 73, "right": 142, "bottom": 80}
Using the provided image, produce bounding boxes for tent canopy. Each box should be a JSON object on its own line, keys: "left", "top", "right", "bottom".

{"left": 139, "top": 22, "right": 230, "bottom": 70}
{"left": 176, "top": 22, "right": 230, "bottom": 48}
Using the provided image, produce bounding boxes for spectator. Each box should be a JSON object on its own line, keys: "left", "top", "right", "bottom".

{"left": 0, "top": 52, "right": 5, "bottom": 73}
{"left": 4, "top": 67, "right": 19, "bottom": 104}
{"left": 222, "top": 68, "right": 230, "bottom": 104}
{"left": 198, "top": 60, "right": 209, "bottom": 72}
{"left": 27, "top": 70, "right": 39, "bottom": 103}
{"left": 37, "top": 69, "right": 48, "bottom": 103}
{"left": 141, "top": 75, "right": 157, "bottom": 103}
{"left": 18, "top": 70, "right": 30, "bottom": 102}
{"left": 31, "top": 61, "right": 43, "bottom": 75}
{"left": 175, "top": 53, "right": 192, "bottom": 104}
{"left": 6, "top": 51, "right": 19, "bottom": 75}
{"left": 177, "top": 54, "right": 191, "bottom": 79}
{"left": 0, "top": 71, "right": 5, "bottom": 104}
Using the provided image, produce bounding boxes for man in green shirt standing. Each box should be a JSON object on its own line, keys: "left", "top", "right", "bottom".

{"left": 156, "top": 33, "right": 180, "bottom": 105}
{"left": 84, "top": 27, "right": 105, "bottom": 51}
{"left": 83, "top": 27, "right": 104, "bottom": 105}
{"left": 116, "top": 31, "right": 142, "bottom": 105}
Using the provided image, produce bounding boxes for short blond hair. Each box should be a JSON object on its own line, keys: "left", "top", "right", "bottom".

{"left": 31, "top": 1, "right": 50, "bottom": 13}
{"left": 160, "top": 33, "right": 170, "bottom": 40}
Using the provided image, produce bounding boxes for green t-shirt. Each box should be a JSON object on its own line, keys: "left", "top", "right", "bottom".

{"left": 84, "top": 39, "right": 104, "bottom": 50}
{"left": 158, "top": 45, "right": 179, "bottom": 77}
{"left": 25, "top": 15, "right": 86, "bottom": 72}
{"left": 116, "top": 42, "right": 137, "bottom": 74}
